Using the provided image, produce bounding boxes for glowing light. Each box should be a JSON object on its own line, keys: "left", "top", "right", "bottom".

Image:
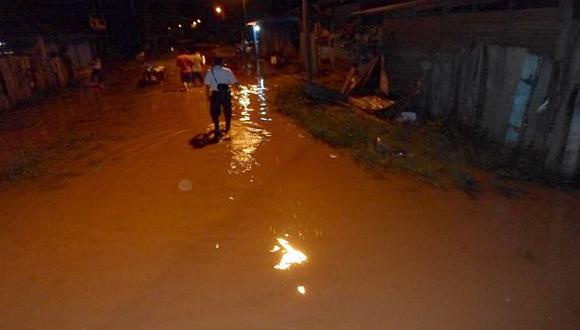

{"left": 253, "top": 25, "right": 261, "bottom": 32}
{"left": 272, "top": 238, "right": 307, "bottom": 270}
{"left": 170, "top": 47, "right": 174, "bottom": 52}
{"left": 297, "top": 286, "right": 306, "bottom": 295}
{"left": 269, "top": 245, "right": 280, "bottom": 252}
{"left": 215, "top": 244, "right": 220, "bottom": 249}
{"left": 167, "top": 26, "right": 172, "bottom": 31}
{"left": 215, "top": 6, "right": 222, "bottom": 14}
{"left": 197, "top": 19, "right": 201, "bottom": 23}
{"left": 191, "top": 21, "right": 198, "bottom": 28}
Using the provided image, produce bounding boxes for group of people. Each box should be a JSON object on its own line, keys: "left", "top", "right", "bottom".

{"left": 176, "top": 49, "right": 238, "bottom": 138}
{"left": 175, "top": 49, "right": 205, "bottom": 91}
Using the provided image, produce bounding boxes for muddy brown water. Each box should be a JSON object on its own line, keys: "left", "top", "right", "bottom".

{"left": 0, "top": 60, "right": 579, "bottom": 329}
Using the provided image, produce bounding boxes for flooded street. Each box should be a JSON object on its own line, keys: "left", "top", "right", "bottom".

{"left": 0, "top": 61, "right": 579, "bottom": 329}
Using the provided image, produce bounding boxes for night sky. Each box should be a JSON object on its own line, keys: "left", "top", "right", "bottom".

{"left": 0, "top": 0, "right": 302, "bottom": 56}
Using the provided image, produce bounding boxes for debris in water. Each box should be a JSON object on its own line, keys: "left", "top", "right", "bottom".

{"left": 397, "top": 111, "right": 417, "bottom": 123}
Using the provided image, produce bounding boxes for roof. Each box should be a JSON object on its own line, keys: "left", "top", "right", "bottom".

{"left": 352, "top": 0, "right": 500, "bottom": 16}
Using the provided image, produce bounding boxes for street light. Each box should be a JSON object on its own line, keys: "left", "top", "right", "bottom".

{"left": 251, "top": 23, "right": 260, "bottom": 59}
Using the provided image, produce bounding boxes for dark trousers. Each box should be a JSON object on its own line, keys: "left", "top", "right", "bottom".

{"left": 210, "top": 91, "right": 232, "bottom": 132}
{"left": 192, "top": 72, "right": 203, "bottom": 87}
{"left": 91, "top": 69, "right": 103, "bottom": 83}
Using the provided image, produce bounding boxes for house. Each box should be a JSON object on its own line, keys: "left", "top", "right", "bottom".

{"left": 321, "top": 0, "right": 580, "bottom": 178}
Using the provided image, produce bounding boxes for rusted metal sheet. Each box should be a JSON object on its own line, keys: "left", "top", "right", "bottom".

{"left": 521, "top": 59, "right": 553, "bottom": 149}
{"left": 479, "top": 46, "right": 523, "bottom": 140}
{"left": 561, "top": 92, "right": 580, "bottom": 176}
{"left": 506, "top": 54, "right": 540, "bottom": 145}
{"left": 0, "top": 56, "right": 33, "bottom": 108}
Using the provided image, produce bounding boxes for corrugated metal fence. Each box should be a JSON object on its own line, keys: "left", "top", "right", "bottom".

{"left": 381, "top": 7, "right": 580, "bottom": 177}
{"left": 0, "top": 36, "right": 93, "bottom": 111}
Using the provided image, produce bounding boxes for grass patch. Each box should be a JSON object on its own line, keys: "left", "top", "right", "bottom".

{"left": 274, "top": 85, "right": 554, "bottom": 192}
{"left": 1, "top": 150, "right": 46, "bottom": 182}
{"left": 1, "top": 132, "right": 94, "bottom": 185}
{"left": 52, "top": 132, "right": 91, "bottom": 151}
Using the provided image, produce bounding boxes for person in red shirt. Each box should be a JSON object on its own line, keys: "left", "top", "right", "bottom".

{"left": 175, "top": 49, "right": 194, "bottom": 91}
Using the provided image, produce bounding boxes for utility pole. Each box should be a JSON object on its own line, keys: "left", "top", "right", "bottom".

{"left": 302, "top": 0, "right": 313, "bottom": 81}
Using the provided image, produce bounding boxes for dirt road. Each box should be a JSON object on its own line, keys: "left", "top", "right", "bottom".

{"left": 0, "top": 60, "right": 579, "bottom": 329}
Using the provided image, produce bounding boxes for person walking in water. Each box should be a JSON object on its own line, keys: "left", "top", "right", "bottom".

{"left": 176, "top": 49, "right": 194, "bottom": 91}
{"left": 191, "top": 50, "right": 204, "bottom": 87}
{"left": 204, "top": 57, "right": 238, "bottom": 137}
{"left": 90, "top": 56, "right": 104, "bottom": 91}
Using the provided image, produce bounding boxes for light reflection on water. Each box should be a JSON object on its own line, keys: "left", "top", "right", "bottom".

{"left": 271, "top": 238, "right": 308, "bottom": 270}
{"left": 229, "top": 78, "right": 271, "bottom": 174}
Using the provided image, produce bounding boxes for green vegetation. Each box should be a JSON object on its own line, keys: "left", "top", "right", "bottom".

{"left": 274, "top": 85, "right": 554, "bottom": 193}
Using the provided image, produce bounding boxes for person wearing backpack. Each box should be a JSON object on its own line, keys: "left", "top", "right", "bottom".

{"left": 204, "top": 57, "right": 238, "bottom": 137}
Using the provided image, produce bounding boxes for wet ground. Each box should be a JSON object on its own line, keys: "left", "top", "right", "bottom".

{"left": 0, "top": 59, "right": 579, "bottom": 329}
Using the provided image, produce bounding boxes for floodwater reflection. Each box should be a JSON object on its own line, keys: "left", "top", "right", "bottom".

{"left": 271, "top": 238, "right": 308, "bottom": 270}
{"left": 229, "top": 79, "right": 271, "bottom": 174}
{"left": 297, "top": 285, "right": 306, "bottom": 295}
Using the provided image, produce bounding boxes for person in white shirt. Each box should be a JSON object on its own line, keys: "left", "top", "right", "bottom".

{"left": 204, "top": 57, "right": 238, "bottom": 136}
